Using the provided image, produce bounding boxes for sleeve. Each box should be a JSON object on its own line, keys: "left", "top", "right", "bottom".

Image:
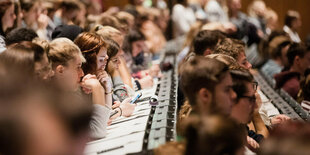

{"left": 89, "top": 104, "right": 110, "bottom": 139}
{"left": 113, "top": 76, "right": 129, "bottom": 102}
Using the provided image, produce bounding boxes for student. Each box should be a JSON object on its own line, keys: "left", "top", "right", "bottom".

{"left": 179, "top": 56, "right": 236, "bottom": 117}
{"left": 3, "top": 41, "right": 54, "bottom": 81}
{"left": 260, "top": 36, "right": 291, "bottom": 79}
{"left": 74, "top": 32, "right": 135, "bottom": 119}
{"left": 20, "top": 0, "right": 40, "bottom": 30}
{"left": 214, "top": 38, "right": 252, "bottom": 69}
{"left": 184, "top": 114, "right": 246, "bottom": 155}
{"left": 48, "top": 38, "right": 110, "bottom": 139}
{"left": 193, "top": 30, "right": 225, "bottom": 56}
{"left": 0, "top": 0, "right": 16, "bottom": 52}
{"left": 283, "top": 10, "right": 302, "bottom": 43}
{"left": 230, "top": 68, "right": 262, "bottom": 151}
{"left": 5, "top": 28, "right": 38, "bottom": 46}
{"left": 275, "top": 43, "right": 310, "bottom": 99}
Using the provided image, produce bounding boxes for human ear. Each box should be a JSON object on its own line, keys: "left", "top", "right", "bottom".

{"left": 55, "top": 65, "right": 64, "bottom": 74}
{"left": 198, "top": 88, "right": 212, "bottom": 109}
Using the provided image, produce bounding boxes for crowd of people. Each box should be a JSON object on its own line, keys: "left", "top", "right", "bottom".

{"left": 0, "top": 0, "right": 310, "bottom": 155}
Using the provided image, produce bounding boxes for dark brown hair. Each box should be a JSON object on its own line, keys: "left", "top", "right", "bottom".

{"left": 180, "top": 56, "right": 229, "bottom": 106}
{"left": 74, "top": 32, "right": 106, "bottom": 75}
{"left": 0, "top": 0, "right": 14, "bottom": 36}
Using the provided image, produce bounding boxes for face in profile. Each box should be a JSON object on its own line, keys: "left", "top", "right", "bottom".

{"left": 96, "top": 47, "right": 109, "bottom": 71}
{"left": 107, "top": 51, "right": 121, "bottom": 73}
{"left": 237, "top": 52, "right": 252, "bottom": 70}
{"left": 58, "top": 54, "right": 84, "bottom": 91}
{"left": 131, "top": 40, "right": 146, "bottom": 57}
{"left": 2, "top": 4, "right": 16, "bottom": 30}
{"left": 213, "top": 71, "right": 237, "bottom": 115}
{"left": 231, "top": 81, "right": 257, "bottom": 124}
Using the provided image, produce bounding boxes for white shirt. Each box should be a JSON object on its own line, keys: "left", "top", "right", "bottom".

{"left": 172, "top": 4, "right": 196, "bottom": 37}
{"left": 283, "top": 25, "right": 301, "bottom": 43}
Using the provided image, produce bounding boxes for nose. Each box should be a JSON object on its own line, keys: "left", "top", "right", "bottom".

{"left": 247, "top": 62, "right": 252, "bottom": 69}
{"left": 79, "top": 68, "right": 84, "bottom": 77}
{"left": 230, "top": 89, "right": 237, "bottom": 101}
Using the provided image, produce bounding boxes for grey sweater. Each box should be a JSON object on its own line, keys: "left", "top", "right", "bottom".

{"left": 89, "top": 104, "right": 110, "bottom": 139}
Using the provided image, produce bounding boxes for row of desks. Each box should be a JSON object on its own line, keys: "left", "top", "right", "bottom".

{"left": 84, "top": 52, "right": 178, "bottom": 155}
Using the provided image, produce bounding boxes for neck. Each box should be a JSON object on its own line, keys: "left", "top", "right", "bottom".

{"left": 274, "top": 58, "right": 284, "bottom": 67}
{"left": 289, "top": 65, "right": 302, "bottom": 74}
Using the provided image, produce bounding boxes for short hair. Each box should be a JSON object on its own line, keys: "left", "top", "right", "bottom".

{"left": 284, "top": 10, "right": 300, "bottom": 28}
{"left": 206, "top": 54, "right": 240, "bottom": 69}
{"left": 286, "top": 43, "right": 309, "bottom": 67}
{"left": 184, "top": 114, "right": 246, "bottom": 155}
{"left": 74, "top": 32, "right": 107, "bottom": 75}
{"left": 230, "top": 68, "right": 254, "bottom": 100}
{"left": 193, "top": 30, "right": 224, "bottom": 56}
{"left": 214, "top": 38, "right": 245, "bottom": 60}
{"left": 97, "top": 14, "right": 124, "bottom": 31}
{"left": 59, "top": 0, "right": 80, "bottom": 12}
{"left": 5, "top": 28, "right": 38, "bottom": 46}
{"left": 180, "top": 56, "right": 229, "bottom": 106}
{"left": 49, "top": 38, "right": 85, "bottom": 69}
{"left": 20, "top": 0, "right": 38, "bottom": 12}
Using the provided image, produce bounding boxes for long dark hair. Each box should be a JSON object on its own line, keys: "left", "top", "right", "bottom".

{"left": 0, "top": 0, "right": 14, "bottom": 36}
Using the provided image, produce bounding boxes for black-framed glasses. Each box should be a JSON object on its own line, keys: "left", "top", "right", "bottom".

{"left": 252, "top": 82, "right": 258, "bottom": 91}
{"left": 239, "top": 95, "right": 256, "bottom": 103}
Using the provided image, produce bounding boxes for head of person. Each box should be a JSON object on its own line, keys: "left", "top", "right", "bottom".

{"left": 59, "top": 0, "right": 80, "bottom": 22}
{"left": 4, "top": 41, "right": 53, "bottom": 81}
{"left": 184, "top": 114, "right": 246, "bottom": 155}
{"left": 97, "top": 14, "right": 126, "bottom": 33}
{"left": 49, "top": 38, "right": 85, "bottom": 91}
{"left": 265, "top": 8, "right": 278, "bottom": 31}
{"left": 74, "top": 32, "right": 108, "bottom": 75}
{"left": 247, "top": 0, "right": 266, "bottom": 18}
{"left": 103, "top": 38, "right": 121, "bottom": 75}
{"left": 123, "top": 30, "right": 147, "bottom": 58}
{"left": 180, "top": 56, "right": 236, "bottom": 115}
{"left": 215, "top": 38, "right": 252, "bottom": 69}
{"left": 0, "top": 0, "right": 16, "bottom": 36}
{"left": 95, "top": 25, "right": 124, "bottom": 49}
{"left": 285, "top": 10, "right": 302, "bottom": 31}
{"left": 193, "top": 30, "right": 224, "bottom": 56}
{"left": 5, "top": 28, "right": 38, "bottom": 46}
{"left": 230, "top": 68, "right": 257, "bottom": 124}
{"left": 268, "top": 36, "right": 291, "bottom": 67}
{"left": 227, "top": 0, "right": 242, "bottom": 14}
{"left": 287, "top": 43, "right": 310, "bottom": 75}
{"left": 259, "top": 121, "right": 310, "bottom": 155}
{"left": 205, "top": 54, "right": 240, "bottom": 69}
{"left": 115, "top": 11, "right": 135, "bottom": 31}
{"left": 20, "top": 0, "right": 40, "bottom": 28}
{"left": 52, "top": 24, "right": 84, "bottom": 41}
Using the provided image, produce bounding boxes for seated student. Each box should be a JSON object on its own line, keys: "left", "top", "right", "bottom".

{"left": 183, "top": 114, "right": 246, "bottom": 155}
{"left": 298, "top": 69, "right": 310, "bottom": 112}
{"left": 215, "top": 38, "right": 289, "bottom": 127}
{"left": 230, "top": 68, "right": 262, "bottom": 151}
{"left": 179, "top": 56, "right": 236, "bottom": 119}
{"left": 275, "top": 43, "right": 310, "bottom": 99}
{"left": 74, "top": 32, "right": 135, "bottom": 119}
{"left": 260, "top": 36, "right": 291, "bottom": 79}
{"left": 95, "top": 25, "right": 154, "bottom": 91}
{"left": 214, "top": 38, "right": 252, "bottom": 69}
{"left": 192, "top": 30, "right": 225, "bottom": 56}
{"left": 122, "top": 29, "right": 160, "bottom": 79}
{"left": 4, "top": 41, "right": 54, "bottom": 81}
{"left": 156, "top": 114, "right": 246, "bottom": 155}
{"left": 5, "top": 28, "right": 38, "bottom": 46}
{"left": 0, "top": 0, "right": 16, "bottom": 52}
{"left": 259, "top": 121, "right": 310, "bottom": 155}
{"left": 52, "top": 24, "right": 84, "bottom": 41}
{"left": 48, "top": 38, "right": 109, "bottom": 139}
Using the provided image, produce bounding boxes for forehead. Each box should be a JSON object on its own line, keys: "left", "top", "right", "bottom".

{"left": 217, "top": 72, "right": 232, "bottom": 86}
{"left": 97, "top": 47, "right": 107, "bottom": 56}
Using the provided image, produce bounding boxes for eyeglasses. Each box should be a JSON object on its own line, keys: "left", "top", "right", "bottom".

{"left": 239, "top": 95, "right": 256, "bottom": 104}
{"left": 252, "top": 82, "right": 258, "bottom": 91}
